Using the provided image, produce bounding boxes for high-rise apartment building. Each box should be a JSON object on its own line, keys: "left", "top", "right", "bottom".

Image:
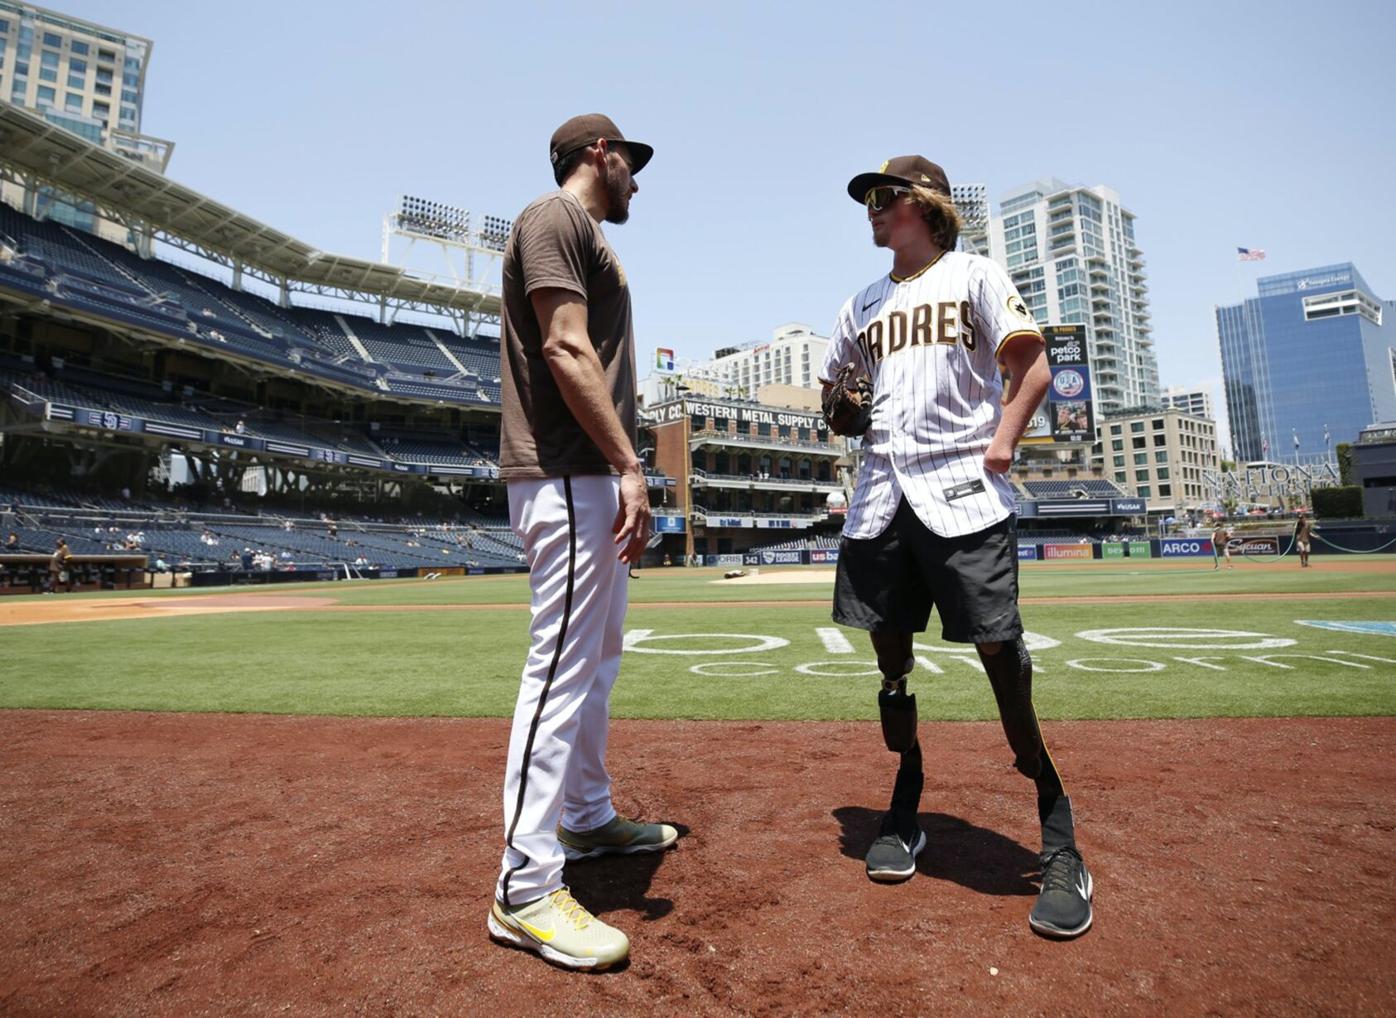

{"left": 989, "top": 178, "right": 1158, "bottom": 413}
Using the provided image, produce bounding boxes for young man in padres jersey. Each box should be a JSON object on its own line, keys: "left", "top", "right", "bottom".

{"left": 822, "top": 156, "right": 1094, "bottom": 938}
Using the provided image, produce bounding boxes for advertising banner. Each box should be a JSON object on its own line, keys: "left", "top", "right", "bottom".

{"left": 1043, "top": 543, "right": 1094, "bottom": 560}
{"left": 809, "top": 548, "right": 840, "bottom": 564}
{"left": 1101, "top": 542, "right": 1126, "bottom": 558}
{"left": 1159, "top": 538, "right": 1214, "bottom": 558}
{"left": 1128, "top": 541, "right": 1153, "bottom": 558}
{"left": 1045, "top": 326, "right": 1094, "bottom": 443}
{"left": 1017, "top": 544, "right": 1039, "bottom": 561}
{"left": 1233, "top": 535, "right": 1280, "bottom": 555}
{"left": 654, "top": 515, "right": 686, "bottom": 534}
{"left": 743, "top": 549, "right": 805, "bottom": 566}
{"left": 1111, "top": 498, "right": 1147, "bottom": 515}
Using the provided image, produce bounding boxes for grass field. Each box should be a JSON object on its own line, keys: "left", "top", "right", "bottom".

{"left": 2, "top": 558, "right": 1392, "bottom": 721}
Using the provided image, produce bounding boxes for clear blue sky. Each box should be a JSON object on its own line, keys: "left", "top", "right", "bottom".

{"left": 81, "top": 1, "right": 1394, "bottom": 424}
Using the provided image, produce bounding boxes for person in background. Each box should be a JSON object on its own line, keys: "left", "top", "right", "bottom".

{"left": 1294, "top": 512, "right": 1318, "bottom": 568}
{"left": 1212, "top": 523, "right": 1234, "bottom": 570}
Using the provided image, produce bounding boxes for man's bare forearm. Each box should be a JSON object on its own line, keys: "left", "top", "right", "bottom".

{"left": 544, "top": 340, "right": 642, "bottom": 475}
{"left": 994, "top": 346, "right": 1050, "bottom": 448}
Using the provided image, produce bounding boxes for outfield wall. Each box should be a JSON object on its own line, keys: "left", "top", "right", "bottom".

{"left": 712, "top": 521, "right": 1396, "bottom": 567}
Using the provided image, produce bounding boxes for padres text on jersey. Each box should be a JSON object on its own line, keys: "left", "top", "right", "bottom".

{"left": 821, "top": 251, "right": 1042, "bottom": 540}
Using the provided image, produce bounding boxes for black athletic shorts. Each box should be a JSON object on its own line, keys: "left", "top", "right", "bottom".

{"left": 833, "top": 498, "right": 1023, "bottom": 644}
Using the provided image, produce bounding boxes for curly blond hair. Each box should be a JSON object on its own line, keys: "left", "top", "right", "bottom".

{"left": 903, "top": 185, "right": 962, "bottom": 251}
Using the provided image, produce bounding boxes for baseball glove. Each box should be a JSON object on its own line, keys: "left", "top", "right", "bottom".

{"left": 820, "top": 362, "right": 874, "bottom": 436}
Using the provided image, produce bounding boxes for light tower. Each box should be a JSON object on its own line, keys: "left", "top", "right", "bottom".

{"left": 380, "top": 195, "right": 512, "bottom": 335}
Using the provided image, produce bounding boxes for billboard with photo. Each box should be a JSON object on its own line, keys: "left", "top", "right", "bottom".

{"left": 1017, "top": 324, "right": 1093, "bottom": 445}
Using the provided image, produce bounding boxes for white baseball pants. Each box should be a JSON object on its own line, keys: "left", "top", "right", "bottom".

{"left": 496, "top": 474, "right": 629, "bottom": 907}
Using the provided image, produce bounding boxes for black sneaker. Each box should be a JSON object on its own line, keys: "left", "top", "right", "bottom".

{"left": 1029, "top": 846, "right": 1093, "bottom": 938}
{"left": 864, "top": 811, "right": 927, "bottom": 883}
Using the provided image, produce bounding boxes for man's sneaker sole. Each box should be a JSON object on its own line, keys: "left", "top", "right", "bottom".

{"left": 486, "top": 911, "right": 619, "bottom": 972}
{"left": 1028, "top": 871, "right": 1094, "bottom": 939}
{"left": 560, "top": 828, "right": 679, "bottom": 862}
{"left": 866, "top": 830, "right": 927, "bottom": 883}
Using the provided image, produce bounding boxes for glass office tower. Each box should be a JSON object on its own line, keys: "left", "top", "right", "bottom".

{"left": 1217, "top": 264, "right": 1396, "bottom": 462}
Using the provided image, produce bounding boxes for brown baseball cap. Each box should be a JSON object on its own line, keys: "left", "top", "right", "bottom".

{"left": 549, "top": 113, "right": 653, "bottom": 175}
{"left": 846, "top": 155, "right": 951, "bottom": 204}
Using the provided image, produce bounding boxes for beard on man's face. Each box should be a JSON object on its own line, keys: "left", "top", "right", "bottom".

{"left": 603, "top": 160, "right": 632, "bottom": 225}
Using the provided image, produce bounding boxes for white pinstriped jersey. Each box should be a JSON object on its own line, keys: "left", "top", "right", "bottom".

{"left": 821, "top": 251, "right": 1043, "bottom": 540}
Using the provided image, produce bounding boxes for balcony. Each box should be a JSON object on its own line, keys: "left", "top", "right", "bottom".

{"left": 691, "top": 467, "right": 842, "bottom": 493}
{"left": 691, "top": 506, "right": 830, "bottom": 529}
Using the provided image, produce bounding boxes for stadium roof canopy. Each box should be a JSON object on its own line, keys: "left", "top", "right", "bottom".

{"left": 0, "top": 101, "right": 499, "bottom": 322}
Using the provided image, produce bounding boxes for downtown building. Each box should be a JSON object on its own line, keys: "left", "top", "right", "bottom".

{"left": 989, "top": 178, "right": 1159, "bottom": 414}
{"left": 1216, "top": 264, "right": 1396, "bottom": 463}
{"left": 1161, "top": 386, "right": 1214, "bottom": 421}
{"left": 0, "top": 2, "right": 169, "bottom": 236}
{"left": 1097, "top": 406, "right": 1219, "bottom": 513}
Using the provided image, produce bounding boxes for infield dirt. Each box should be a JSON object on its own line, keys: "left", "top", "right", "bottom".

{"left": 1, "top": 711, "right": 1392, "bottom": 1016}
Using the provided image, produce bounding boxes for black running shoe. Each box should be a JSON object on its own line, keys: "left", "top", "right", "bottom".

{"left": 1029, "top": 845, "right": 1093, "bottom": 938}
{"left": 864, "top": 811, "right": 927, "bottom": 883}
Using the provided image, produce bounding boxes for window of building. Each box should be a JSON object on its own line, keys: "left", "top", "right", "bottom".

{"left": 1155, "top": 450, "right": 1168, "bottom": 463}
{"left": 1158, "top": 484, "right": 1171, "bottom": 497}
{"left": 42, "top": 32, "right": 61, "bottom": 47}
{"left": 1132, "top": 436, "right": 1146, "bottom": 449}
{"left": 70, "top": 40, "right": 87, "bottom": 55}
{"left": 1114, "top": 471, "right": 1126, "bottom": 483}
{"left": 1153, "top": 433, "right": 1167, "bottom": 446}
{"left": 1133, "top": 453, "right": 1147, "bottom": 465}
{"left": 98, "top": 48, "right": 116, "bottom": 62}
{"left": 1135, "top": 469, "right": 1149, "bottom": 482}
{"left": 1157, "top": 467, "right": 1171, "bottom": 480}
{"left": 38, "top": 66, "right": 56, "bottom": 82}
{"left": 64, "top": 93, "right": 82, "bottom": 112}
{"left": 36, "top": 84, "right": 55, "bottom": 105}
{"left": 40, "top": 50, "right": 59, "bottom": 67}
{"left": 67, "top": 72, "right": 83, "bottom": 89}
{"left": 93, "top": 101, "right": 109, "bottom": 118}
{"left": 1113, "top": 455, "right": 1125, "bottom": 467}
{"left": 1137, "top": 485, "right": 1151, "bottom": 498}
{"left": 1130, "top": 421, "right": 1144, "bottom": 433}
{"left": 1109, "top": 423, "right": 1121, "bottom": 435}
{"left": 1111, "top": 438, "right": 1123, "bottom": 451}
{"left": 0, "top": 20, "right": 9, "bottom": 33}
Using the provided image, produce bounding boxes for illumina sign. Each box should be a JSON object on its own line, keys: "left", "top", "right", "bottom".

{"left": 1202, "top": 461, "right": 1339, "bottom": 502}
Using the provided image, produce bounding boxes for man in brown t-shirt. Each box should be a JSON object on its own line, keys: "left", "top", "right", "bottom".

{"left": 488, "top": 114, "right": 675, "bottom": 973}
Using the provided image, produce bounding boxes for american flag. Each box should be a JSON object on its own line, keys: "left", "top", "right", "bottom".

{"left": 1237, "top": 247, "right": 1266, "bottom": 262}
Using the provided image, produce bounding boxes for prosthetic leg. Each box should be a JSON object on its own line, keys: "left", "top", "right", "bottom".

{"left": 977, "top": 637, "right": 1075, "bottom": 852}
{"left": 865, "top": 653, "right": 926, "bottom": 881}
{"left": 979, "top": 636, "right": 1095, "bottom": 936}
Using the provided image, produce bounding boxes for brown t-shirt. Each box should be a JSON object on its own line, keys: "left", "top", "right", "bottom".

{"left": 499, "top": 190, "right": 637, "bottom": 479}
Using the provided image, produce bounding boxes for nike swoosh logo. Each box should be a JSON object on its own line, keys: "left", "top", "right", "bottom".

{"left": 517, "top": 918, "right": 556, "bottom": 942}
{"left": 862, "top": 299, "right": 880, "bottom": 312}
{"left": 1075, "top": 875, "right": 1089, "bottom": 899}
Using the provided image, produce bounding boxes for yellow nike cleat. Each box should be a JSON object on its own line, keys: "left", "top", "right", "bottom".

{"left": 558, "top": 815, "right": 679, "bottom": 861}
{"left": 487, "top": 887, "right": 629, "bottom": 971}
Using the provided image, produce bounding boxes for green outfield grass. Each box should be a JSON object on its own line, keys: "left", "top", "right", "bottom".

{"left": 1, "top": 560, "right": 1392, "bottom": 720}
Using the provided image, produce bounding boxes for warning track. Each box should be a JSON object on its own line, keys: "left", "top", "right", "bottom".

{"left": 1, "top": 589, "right": 1393, "bottom": 627}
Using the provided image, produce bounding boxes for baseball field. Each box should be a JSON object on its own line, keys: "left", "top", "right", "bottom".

{"left": 2, "top": 555, "right": 1393, "bottom": 1015}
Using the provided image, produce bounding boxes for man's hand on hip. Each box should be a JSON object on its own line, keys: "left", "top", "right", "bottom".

{"left": 613, "top": 465, "right": 651, "bottom": 564}
{"left": 984, "top": 436, "right": 1015, "bottom": 474}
